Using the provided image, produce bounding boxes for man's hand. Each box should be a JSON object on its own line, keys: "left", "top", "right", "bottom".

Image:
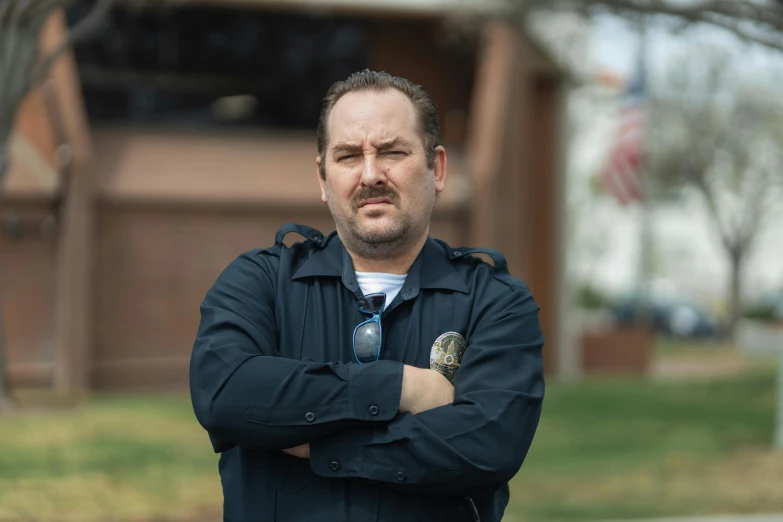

{"left": 399, "top": 365, "right": 454, "bottom": 415}
{"left": 283, "top": 443, "right": 310, "bottom": 459}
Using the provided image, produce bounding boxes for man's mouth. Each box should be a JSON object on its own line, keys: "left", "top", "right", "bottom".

{"left": 359, "top": 197, "right": 392, "bottom": 208}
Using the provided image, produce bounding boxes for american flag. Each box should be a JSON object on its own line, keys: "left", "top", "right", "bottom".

{"left": 602, "top": 59, "right": 647, "bottom": 205}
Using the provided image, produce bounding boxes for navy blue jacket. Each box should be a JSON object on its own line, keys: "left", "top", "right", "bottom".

{"left": 190, "top": 224, "right": 545, "bottom": 522}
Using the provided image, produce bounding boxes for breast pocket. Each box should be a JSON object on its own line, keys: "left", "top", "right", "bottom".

{"left": 283, "top": 286, "right": 358, "bottom": 364}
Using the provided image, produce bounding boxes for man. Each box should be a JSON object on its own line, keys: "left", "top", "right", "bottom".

{"left": 190, "top": 70, "right": 544, "bottom": 522}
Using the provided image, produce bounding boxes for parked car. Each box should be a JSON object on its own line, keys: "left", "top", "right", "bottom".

{"left": 611, "top": 293, "right": 724, "bottom": 339}
{"left": 744, "top": 291, "right": 783, "bottom": 323}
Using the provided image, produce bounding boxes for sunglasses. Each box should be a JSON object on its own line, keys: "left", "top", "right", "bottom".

{"left": 353, "top": 292, "right": 386, "bottom": 364}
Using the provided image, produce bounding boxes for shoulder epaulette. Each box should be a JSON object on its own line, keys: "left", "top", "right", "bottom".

{"left": 433, "top": 239, "right": 509, "bottom": 274}
{"left": 260, "top": 223, "right": 326, "bottom": 257}
{"left": 436, "top": 240, "right": 522, "bottom": 288}
{"left": 449, "top": 247, "right": 509, "bottom": 274}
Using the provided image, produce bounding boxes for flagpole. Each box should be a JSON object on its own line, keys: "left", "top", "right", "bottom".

{"left": 637, "top": 16, "right": 655, "bottom": 330}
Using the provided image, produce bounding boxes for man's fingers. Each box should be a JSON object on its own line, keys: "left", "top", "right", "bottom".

{"left": 283, "top": 443, "right": 311, "bottom": 459}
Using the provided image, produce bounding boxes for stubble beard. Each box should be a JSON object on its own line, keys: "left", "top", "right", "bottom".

{"left": 328, "top": 184, "right": 434, "bottom": 259}
{"left": 342, "top": 208, "right": 413, "bottom": 258}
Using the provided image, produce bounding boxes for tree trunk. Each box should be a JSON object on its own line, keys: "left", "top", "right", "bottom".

{"left": 0, "top": 310, "right": 15, "bottom": 411}
{"left": 0, "top": 146, "right": 16, "bottom": 411}
{"left": 727, "top": 248, "right": 744, "bottom": 343}
{"left": 776, "top": 348, "right": 783, "bottom": 451}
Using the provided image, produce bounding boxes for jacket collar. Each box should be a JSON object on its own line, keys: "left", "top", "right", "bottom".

{"left": 292, "top": 232, "right": 468, "bottom": 297}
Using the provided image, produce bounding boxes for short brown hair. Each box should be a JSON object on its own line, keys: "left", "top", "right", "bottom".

{"left": 317, "top": 70, "right": 441, "bottom": 179}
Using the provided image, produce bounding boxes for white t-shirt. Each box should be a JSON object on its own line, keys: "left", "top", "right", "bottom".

{"left": 356, "top": 272, "right": 407, "bottom": 310}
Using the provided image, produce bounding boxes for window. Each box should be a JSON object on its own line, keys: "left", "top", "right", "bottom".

{"left": 66, "top": 2, "right": 369, "bottom": 128}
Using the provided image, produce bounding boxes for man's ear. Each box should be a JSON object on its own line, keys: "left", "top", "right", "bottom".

{"left": 433, "top": 146, "right": 447, "bottom": 193}
{"left": 316, "top": 156, "right": 327, "bottom": 202}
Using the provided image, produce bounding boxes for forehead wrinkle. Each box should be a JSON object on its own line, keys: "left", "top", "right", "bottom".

{"left": 331, "top": 122, "right": 396, "bottom": 149}
{"left": 330, "top": 136, "right": 413, "bottom": 158}
{"left": 326, "top": 90, "right": 419, "bottom": 152}
{"left": 331, "top": 141, "right": 362, "bottom": 151}
{"left": 375, "top": 136, "right": 413, "bottom": 149}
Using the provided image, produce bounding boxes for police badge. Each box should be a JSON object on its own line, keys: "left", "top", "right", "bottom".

{"left": 429, "top": 332, "right": 467, "bottom": 382}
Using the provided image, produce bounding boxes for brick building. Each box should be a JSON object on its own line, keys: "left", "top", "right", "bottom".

{"left": 1, "top": 0, "right": 567, "bottom": 394}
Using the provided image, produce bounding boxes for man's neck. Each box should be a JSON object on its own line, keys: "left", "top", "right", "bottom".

{"left": 346, "top": 234, "right": 427, "bottom": 275}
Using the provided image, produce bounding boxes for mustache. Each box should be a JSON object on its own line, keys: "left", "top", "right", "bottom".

{"left": 352, "top": 187, "right": 400, "bottom": 209}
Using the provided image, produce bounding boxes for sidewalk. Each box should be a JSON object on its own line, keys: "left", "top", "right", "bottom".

{"left": 597, "top": 515, "right": 783, "bottom": 522}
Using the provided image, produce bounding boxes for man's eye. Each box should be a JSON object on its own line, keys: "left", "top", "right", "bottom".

{"left": 338, "top": 154, "right": 358, "bottom": 161}
{"left": 383, "top": 151, "right": 405, "bottom": 156}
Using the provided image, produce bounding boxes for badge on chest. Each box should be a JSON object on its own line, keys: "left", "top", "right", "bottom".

{"left": 429, "top": 332, "right": 467, "bottom": 382}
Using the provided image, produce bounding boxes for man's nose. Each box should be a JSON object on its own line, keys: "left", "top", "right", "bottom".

{"left": 360, "top": 155, "right": 387, "bottom": 187}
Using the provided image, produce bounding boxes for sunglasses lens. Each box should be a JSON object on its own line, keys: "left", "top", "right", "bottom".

{"left": 358, "top": 294, "right": 386, "bottom": 314}
{"left": 353, "top": 321, "right": 380, "bottom": 363}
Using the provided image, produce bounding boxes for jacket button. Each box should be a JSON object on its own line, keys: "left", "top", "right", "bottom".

{"left": 305, "top": 412, "right": 316, "bottom": 423}
{"left": 330, "top": 461, "right": 340, "bottom": 471}
{"left": 396, "top": 471, "right": 406, "bottom": 482}
{"left": 369, "top": 405, "right": 379, "bottom": 416}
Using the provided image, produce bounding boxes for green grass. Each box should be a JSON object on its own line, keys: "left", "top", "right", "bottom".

{"left": 506, "top": 368, "right": 782, "bottom": 521}
{"left": 0, "top": 368, "right": 781, "bottom": 522}
{"left": 0, "top": 395, "right": 221, "bottom": 521}
{"left": 654, "top": 337, "right": 732, "bottom": 358}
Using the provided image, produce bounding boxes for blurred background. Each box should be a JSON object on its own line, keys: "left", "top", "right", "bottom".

{"left": 1, "top": 0, "right": 782, "bottom": 520}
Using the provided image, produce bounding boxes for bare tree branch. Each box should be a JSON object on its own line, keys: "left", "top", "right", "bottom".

{"left": 648, "top": 43, "right": 783, "bottom": 338}
{"left": 25, "top": 0, "right": 75, "bottom": 22}
{"left": 28, "top": 0, "right": 116, "bottom": 90}
{"left": 522, "top": 0, "right": 783, "bottom": 53}
{"left": 0, "top": 0, "right": 117, "bottom": 405}
{"left": 0, "top": 0, "right": 114, "bottom": 161}
{"left": 697, "top": 12, "right": 783, "bottom": 52}
{"left": 0, "top": 3, "right": 14, "bottom": 25}
{"left": 8, "top": 0, "right": 34, "bottom": 27}
{"left": 0, "top": 22, "right": 42, "bottom": 142}
{"left": 704, "top": 0, "right": 778, "bottom": 24}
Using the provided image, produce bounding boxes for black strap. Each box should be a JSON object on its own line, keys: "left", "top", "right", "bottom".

{"left": 274, "top": 223, "right": 325, "bottom": 247}
{"left": 453, "top": 247, "right": 508, "bottom": 273}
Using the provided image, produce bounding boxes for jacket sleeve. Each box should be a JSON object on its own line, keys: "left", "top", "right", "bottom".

{"left": 189, "top": 251, "right": 404, "bottom": 454}
{"left": 308, "top": 282, "right": 544, "bottom": 494}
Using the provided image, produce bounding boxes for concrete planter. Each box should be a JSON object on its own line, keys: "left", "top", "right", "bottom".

{"left": 580, "top": 325, "right": 655, "bottom": 376}
{"left": 737, "top": 319, "right": 783, "bottom": 356}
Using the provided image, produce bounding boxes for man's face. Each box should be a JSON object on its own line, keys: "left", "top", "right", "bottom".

{"left": 316, "top": 89, "right": 446, "bottom": 254}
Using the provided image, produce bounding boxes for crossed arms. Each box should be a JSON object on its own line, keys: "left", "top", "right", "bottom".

{"left": 281, "top": 364, "right": 455, "bottom": 458}
{"left": 189, "top": 252, "right": 544, "bottom": 493}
